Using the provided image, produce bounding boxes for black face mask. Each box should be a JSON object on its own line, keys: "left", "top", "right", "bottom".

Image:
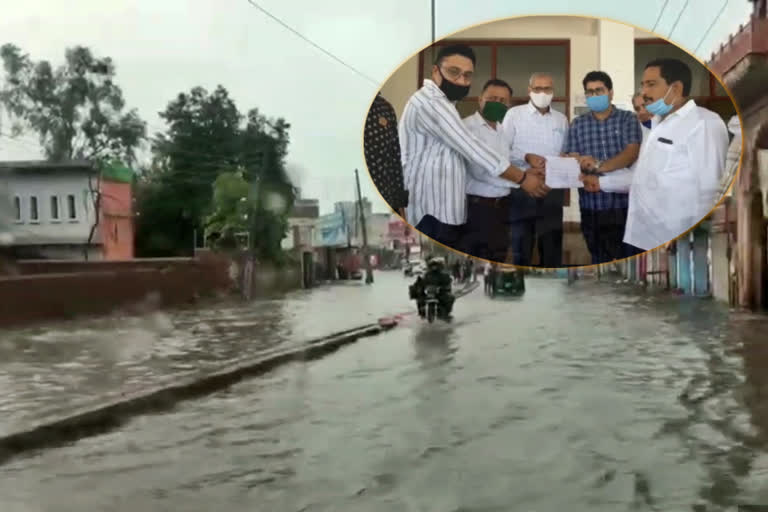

{"left": 437, "top": 70, "right": 470, "bottom": 102}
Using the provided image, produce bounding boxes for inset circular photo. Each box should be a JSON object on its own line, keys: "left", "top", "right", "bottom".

{"left": 363, "top": 15, "right": 742, "bottom": 268}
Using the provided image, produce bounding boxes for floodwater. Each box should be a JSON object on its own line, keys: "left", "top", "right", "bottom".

{"left": 0, "top": 276, "right": 412, "bottom": 433}
{"left": 2, "top": 274, "right": 768, "bottom": 511}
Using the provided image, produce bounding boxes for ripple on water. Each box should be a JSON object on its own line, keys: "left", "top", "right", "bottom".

{"left": 2, "top": 278, "right": 768, "bottom": 511}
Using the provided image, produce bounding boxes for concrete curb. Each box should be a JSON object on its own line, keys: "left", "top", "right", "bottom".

{"left": 0, "top": 319, "right": 398, "bottom": 466}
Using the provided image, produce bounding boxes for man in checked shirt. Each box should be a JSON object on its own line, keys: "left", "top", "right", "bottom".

{"left": 364, "top": 92, "right": 409, "bottom": 218}
{"left": 563, "top": 70, "right": 643, "bottom": 264}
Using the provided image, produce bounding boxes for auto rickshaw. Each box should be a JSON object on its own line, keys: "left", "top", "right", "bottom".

{"left": 487, "top": 265, "right": 525, "bottom": 297}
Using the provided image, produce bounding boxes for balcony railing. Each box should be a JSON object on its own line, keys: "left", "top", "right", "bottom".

{"left": 709, "top": 15, "right": 768, "bottom": 77}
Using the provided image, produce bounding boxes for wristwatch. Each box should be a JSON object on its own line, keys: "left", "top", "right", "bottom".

{"left": 582, "top": 159, "right": 603, "bottom": 176}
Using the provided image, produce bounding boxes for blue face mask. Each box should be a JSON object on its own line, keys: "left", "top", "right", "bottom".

{"left": 645, "top": 87, "right": 674, "bottom": 116}
{"left": 586, "top": 94, "right": 610, "bottom": 112}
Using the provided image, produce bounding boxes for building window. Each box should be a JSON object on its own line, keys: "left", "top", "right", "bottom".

{"left": 29, "top": 196, "right": 39, "bottom": 222}
{"left": 50, "top": 196, "right": 60, "bottom": 221}
{"left": 67, "top": 194, "right": 77, "bottom": 220}
{"left": 13, "top": 196, "right": 21, "bottom": 222}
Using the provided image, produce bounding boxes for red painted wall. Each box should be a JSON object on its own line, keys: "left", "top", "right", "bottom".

{"left": 99, "top": 180, "right": 134, "bottom": 260}
{"left": 0, "top": 257, "right": 233, "bottom": 329}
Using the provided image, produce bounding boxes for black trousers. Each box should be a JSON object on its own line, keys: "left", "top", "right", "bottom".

{"left": 507, "top": 189, "right": 564, "bottom": 267}
{"left": 415, "top": 214, "right": 463, "bottom": 252}
{"left": 580, "top": 207, "right": 639, "bottom": 265}
{"left": 461, "top": 194, "right": 511, "bottom": 262}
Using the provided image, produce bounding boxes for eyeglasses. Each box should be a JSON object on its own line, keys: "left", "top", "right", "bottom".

{"left": 530, "top": 86, "right": 554, "bottom": 94}
{"left": 440, "top": 66, "right": 473, "bottom": 82}
{"left": 584, "top": 87, "right": 608, "bottom": 97}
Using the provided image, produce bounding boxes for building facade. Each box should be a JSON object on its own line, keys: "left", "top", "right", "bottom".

{"left": 2, "top": 160, "right": 102, "bottom": 260}
{"left": 709, "top": 0, "right": 768, "bottom": 310}
{"left": 313, "top": 201, "right": 364, "bottom": 279}
{"left": 281, "top": 196, "right": 320, "bottom": 288}
{"left": 99, "top": 162, "right": 136, "bottom": 260}
{"left": 0, "top": 160, "right": 137, "bottom": 261}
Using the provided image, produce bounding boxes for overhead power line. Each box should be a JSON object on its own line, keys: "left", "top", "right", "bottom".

{"left": 668, "top": 0, "right": 692, "bottom": 39}
{"left": 244, "top": 0, "right": 379, "bottom": 87}
{"left": 694, "top": 0, "right": 730, "bottom": 55}
{"left": 652, "top": 0, "right": 671, "bottom": 32}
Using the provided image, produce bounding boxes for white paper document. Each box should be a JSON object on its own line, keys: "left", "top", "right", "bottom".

{"left": 544, "top": 156, "right": 582, "bottom": 189}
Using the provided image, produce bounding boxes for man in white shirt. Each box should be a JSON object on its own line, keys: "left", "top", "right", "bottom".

{"left": 461, "top": 78, "right": 517, "bottom": 262}
{"left": 501, "top": 72, "right": 569, "bottom": 267}
{"left": 399, "top": 44, "right": 548, "bottom": 250}
{"left": 624, "top": 58, "right": 729, "bottom": 252}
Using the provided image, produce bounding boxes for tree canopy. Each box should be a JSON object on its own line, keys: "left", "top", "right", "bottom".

{"left": 135, "top": 85, "right": 295, "bottom": 259}
{"left": 0, "top": 44, "right": 295, "bottom": 262}
{"left": 0, "top": 44, "right": 146, "bottom": 164}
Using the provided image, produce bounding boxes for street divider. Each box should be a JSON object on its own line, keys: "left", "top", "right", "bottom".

{"left": 0, "top": 318, "right": 400, "bottom": 466}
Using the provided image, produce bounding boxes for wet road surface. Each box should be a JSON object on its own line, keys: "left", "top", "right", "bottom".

{"left": 2, "top": 275, "right": 768, "bottom": 511}
{"left": 0, "top": 276, "right": 411, "bottom": 433}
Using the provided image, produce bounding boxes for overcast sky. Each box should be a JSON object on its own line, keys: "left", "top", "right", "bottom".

{"left": 0, "top": 0, "right": 754, "bottom": 214}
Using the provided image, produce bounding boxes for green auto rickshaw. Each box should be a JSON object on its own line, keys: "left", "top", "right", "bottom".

{"left": 487, "top": 265, "right": 525, "bottom": 297}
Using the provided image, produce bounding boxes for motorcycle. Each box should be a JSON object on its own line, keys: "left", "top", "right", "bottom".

{"left": 423, "top": 284, "right": 440, "bottom": 323}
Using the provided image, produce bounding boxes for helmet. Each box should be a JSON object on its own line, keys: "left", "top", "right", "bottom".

{"left": 427, "top": 256, "right": 445, "bottom": 269}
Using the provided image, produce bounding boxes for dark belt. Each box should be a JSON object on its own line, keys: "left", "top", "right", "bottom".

{"left": 467, "top": 194, "right": 510, "bottom": 208}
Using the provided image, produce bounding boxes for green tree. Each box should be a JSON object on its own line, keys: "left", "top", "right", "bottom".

{"left": 135, "top": 85, "right": 295, "bottom": 260}
{"left": 0, "top": 44, "right": 146, "bottom": 164}
{"left": 204, "top": 170, "right": 251, "bottom": 250}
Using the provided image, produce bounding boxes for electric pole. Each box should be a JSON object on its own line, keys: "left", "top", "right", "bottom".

{"left": 354, "top": 169, "right": 374, "bottom": 284}
{"left": 430, "top": 0, "right": 436, "bottom": 62}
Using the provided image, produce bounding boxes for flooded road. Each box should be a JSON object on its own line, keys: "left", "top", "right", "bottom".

{"left": 2, "top": 275, "right": 768, "bottom": 511}
{"left": 0, "top": 276, "right": 412, "bottom": 433}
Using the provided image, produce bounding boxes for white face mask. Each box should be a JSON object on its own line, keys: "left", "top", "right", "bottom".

{"left": 530, "top": 91, "right": 553, "bottom": 109}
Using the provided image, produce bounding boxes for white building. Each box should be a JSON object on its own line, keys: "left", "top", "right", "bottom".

{"left": 281, "top": 197, "right": 319, "bottom": 252}
{"left": 0, "top": 160, "right": 101, "bottom": 259}
{"left": 281, "top": 195, "right": 320, "bottom": 288}
{"left": 366, "top": 212, "right": 392, "bottom": 249}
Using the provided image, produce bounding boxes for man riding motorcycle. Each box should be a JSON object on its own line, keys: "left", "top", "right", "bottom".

{"left": 409, "top": 256, "right": 455, "bottom": 319}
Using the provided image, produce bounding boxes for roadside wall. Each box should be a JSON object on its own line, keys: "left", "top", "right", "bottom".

{"left": 0, "top": 250, "right": 306, "bottom": 329}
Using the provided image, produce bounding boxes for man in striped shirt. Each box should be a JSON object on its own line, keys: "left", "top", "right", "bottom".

{"left": 399, "top": 44, "right": 548, "bottom": 250}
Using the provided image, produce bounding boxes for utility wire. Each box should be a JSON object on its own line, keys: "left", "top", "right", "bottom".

{"left": 694, "top": 0, "right": 730, "bottom": 55}
{"left": 243, "top": 0, "right": 379, "bottom": 87}
{"left": 652, "top": 0, "right": 671, "bottom": 32}
{"left": 668, "top": 0, "right": 692, "bottom": 39}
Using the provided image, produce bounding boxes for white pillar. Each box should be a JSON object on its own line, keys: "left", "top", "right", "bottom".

{"left": 380, "top": 54, "right": 420, "bottom": 119}
{"left": 597, "top": 20, "right": 636, "bottom": 110}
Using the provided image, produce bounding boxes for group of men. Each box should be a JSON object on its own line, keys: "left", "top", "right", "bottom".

{"left": 364, "top": 44, "right": 730, "bottom": 266}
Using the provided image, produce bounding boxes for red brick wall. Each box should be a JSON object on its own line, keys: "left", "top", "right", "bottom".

{"left": 15, "top": 258, "right": 196, "bottom": 275}
{"left": 0, "top": 257, "right": 234, "bottom": 329}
